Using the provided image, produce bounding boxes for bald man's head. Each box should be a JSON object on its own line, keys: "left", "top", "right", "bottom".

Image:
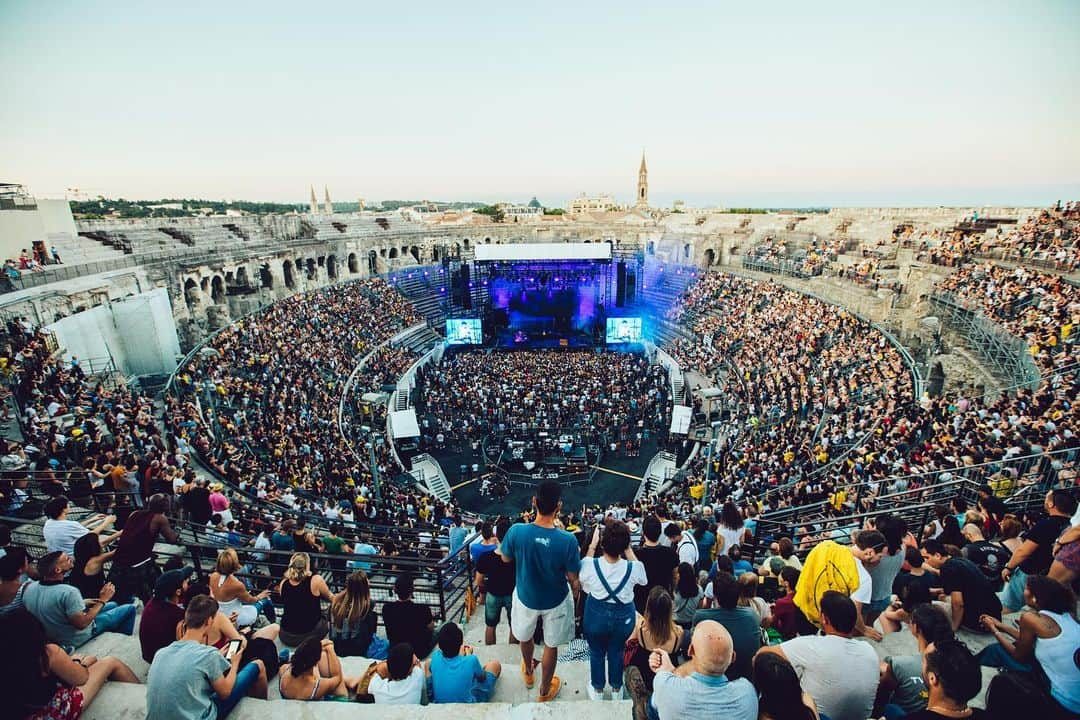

{"left": 689, "top": 619, "right": 734, "bottom": 676}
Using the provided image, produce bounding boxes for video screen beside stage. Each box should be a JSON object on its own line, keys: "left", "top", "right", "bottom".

{"left": 446, "top": 318, "right": 482, "bottom": 345}
{"left": 606, "top": 317, "right": 642, "bottom": 343}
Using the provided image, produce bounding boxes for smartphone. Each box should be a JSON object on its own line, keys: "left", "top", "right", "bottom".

{"left": 224, "top": 638, "right": 242, "bottom": 660}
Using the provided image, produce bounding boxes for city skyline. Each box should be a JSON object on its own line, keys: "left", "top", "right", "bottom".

{"left": 2, "top": 0, "right": 1078, "bottom": 208}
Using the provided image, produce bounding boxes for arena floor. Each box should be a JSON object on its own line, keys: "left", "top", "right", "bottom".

{"left": 437, "top": 438, "right": 657, "bottom": 516}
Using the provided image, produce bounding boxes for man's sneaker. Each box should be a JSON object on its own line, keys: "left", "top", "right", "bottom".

{"left": 538, "top": 676, "right": 562, "bottom": 702}
{"left": 624, "top": 666, "right": 649, "bottom": 720}
{"left": 608, "top": 685, "right": 625, "bottom": 700}
{"left": 586, "top": 684, "right": 603, "bottom": 701}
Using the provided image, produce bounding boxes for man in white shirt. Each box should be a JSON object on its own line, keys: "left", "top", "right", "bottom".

{"left": 756, "top": 591, "right": 879, "bottom": 720}
{"left": 42, "top": 496, "right": 120, "bottom": 557}
{"left": 677, "top": 526, "right": 700, "bottom": 567}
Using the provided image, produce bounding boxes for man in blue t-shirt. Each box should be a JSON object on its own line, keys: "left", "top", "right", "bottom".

{"left": 426, "top": 622, "right": 501, "bottom": 703}
{"left": 497, "top": 480, "right": 581, "bottom": 702}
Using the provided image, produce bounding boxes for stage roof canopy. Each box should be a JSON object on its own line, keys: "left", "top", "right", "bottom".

{"left": 474, "top": 242, "right": 611, "bottom": 262}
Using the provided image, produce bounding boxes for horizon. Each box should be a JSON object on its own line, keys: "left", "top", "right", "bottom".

{"left": 2, "top": 0, "right": 1078, "bottom": 208}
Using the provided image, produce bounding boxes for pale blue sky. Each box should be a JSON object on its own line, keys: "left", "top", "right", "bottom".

{"left": 1, "top": 0, "right": 1078, "bottom": 207}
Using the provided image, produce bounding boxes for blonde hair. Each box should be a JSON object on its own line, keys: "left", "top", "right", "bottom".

{"left": 215, "top": 548, "right": 241, "bottom": 576}
{"left": 330, "top": 570, "right": 372, "bottom": 630}
{"left": 284, "top": 552, "right": 311, "bottom": 582}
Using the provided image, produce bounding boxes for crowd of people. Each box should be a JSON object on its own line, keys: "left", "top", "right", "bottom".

{"left": 417, "top": 348, "right": 671, "bottom": 453}
{"left": 922, "top": 203, "right": 1080, "bottom": 272}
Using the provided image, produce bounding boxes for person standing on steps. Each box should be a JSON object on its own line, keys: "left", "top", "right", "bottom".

{"left": 497, "top": 480, "right": 581, "bottom": 702}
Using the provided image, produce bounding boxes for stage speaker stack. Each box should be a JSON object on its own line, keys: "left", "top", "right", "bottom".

{"left": 615, "top": 261, "right": 626, "bottom": 307}
{"left": 460, "top": 264, "right": 472, "bottom": 310}
{"left": 626, "top": 270, "right": 636, "bottom": 303}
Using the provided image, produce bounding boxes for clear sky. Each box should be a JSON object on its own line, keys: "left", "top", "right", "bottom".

{"left": 1, "top": 0, "right": 1078, "bottom": 208}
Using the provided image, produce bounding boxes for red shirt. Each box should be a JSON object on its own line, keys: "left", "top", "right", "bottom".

{"left": 139, "top": 598, "right": 184, "bottom": 662}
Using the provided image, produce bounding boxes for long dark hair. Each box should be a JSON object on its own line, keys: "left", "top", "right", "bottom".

{"left": 752, "top": 652, "right": 816, "bottom": 720}
{"left": 719, "top": 502, "right": 744, "bottom": 531}
{"left": 72, "top": 532, "right": 102, "bottom": 577}
{"left": 675, "top": 561, "right": 699, "bottom": 599}
{"left": 644, "top": 587, "right": 675, "bottom": 646}
{"left": 0, "top": 610, "right": 52, "bottom": 713}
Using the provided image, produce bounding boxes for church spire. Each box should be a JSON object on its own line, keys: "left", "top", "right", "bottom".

{"left": 323, "top": 185, "right": 333, "bottom": 214}
{"left": 636, "top": 150, "right": 649, "bottom": 208}
{"left": 309, "top": 185, "right": 318, "bottom": 214}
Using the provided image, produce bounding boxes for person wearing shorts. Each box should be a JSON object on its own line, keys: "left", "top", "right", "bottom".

{"left": 497, "top": 481, "right": 581, "bottom": 702}
{"left": 476, "top": 517, "right": 517, "bottom": 646}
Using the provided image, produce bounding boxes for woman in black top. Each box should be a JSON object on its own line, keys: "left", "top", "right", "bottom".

{"left": 69, "top": 533, "right": 113, "bottom": 600}
{"left": 277, "top": 553, "right": 333, "bottom": 646}
{"left": 1, "top": 609, "right": 139, "bottom": 718}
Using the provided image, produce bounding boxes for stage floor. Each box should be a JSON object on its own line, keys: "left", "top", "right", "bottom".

{"left": 430, "top": 438, "right": 658, "bottom": 517}
{"left": 491, "top": 328, "right": 599, "bottom": 349}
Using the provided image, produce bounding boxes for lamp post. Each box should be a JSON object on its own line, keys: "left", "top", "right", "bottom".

{"left": 702, "top": 420, "right": 722, "bottom": 507}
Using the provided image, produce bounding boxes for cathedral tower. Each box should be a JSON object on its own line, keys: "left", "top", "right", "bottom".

{"left": 636, "top": 151, "right": 648, "bottom": 208}
{"left": 309, "top": 185, "right": 318, "bottom": 214}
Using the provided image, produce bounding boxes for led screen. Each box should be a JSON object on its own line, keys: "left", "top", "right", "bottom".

{"left": 446, "top": 318, "right": 482, "bottom": 345}
{"left": 606, "top": 317, "right": 642, "bottom": 343}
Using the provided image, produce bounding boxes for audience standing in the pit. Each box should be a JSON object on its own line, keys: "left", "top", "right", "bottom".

{"left": 1000, "top": 490, "right": 1076, "bottom": 612}
{"left": 579, "top": 520, "right": 647, "bottom": 700}
{"left": 638, "top": 619, "right": 757, "bottom": 720}
{"left": 475, "top": 517, "right": 517, "bottom": 646}
{"left": 759, "top": 591, "right": 879, "bottom": 720}
{"left": 146, "top": 595, "right": 268, "bottom": 720}
{"left": 498, "top": 480, "right": 582, "bottom": 702}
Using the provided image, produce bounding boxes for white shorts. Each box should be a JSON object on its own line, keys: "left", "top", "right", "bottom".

{"left": 510, "top": 587, "right": 576, "bottom": 648}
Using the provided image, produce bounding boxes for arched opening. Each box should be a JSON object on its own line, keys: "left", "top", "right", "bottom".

{"left": 305, "top": 258, "right": 316, "bottom": 279}
{"left": 283, "top": 260, "right": 295, "bottom": 289}
{"left": 317, "top": 256, "right": 325, "bottom": 268}
{"left": 484, "top": 237, "right": 492, "bottom": 244}
{"left": 380, "top": 248, "right": 387, "bottom": 257}
{"left": 200, "top": 277, "right": 209, "bottom": 293}
{"left": 235, "top": 266, "right": 250, "bottom": 288}
{"left": 463, "top": 238, "right": 470, "bottom": 248}
{"left": 647, "top": 241, "right": 655, "bottom": 255}
{"left": 225, "top": 271, "right": 235, "bottom": 285}
{"left": 388, "top": 247, "right": 399, "bottom": 259}
{"left": 211, "top": 276, "right": 225, "bottom": 304}
{"left": 368, "top": 250, "right": 378, "bottom": 274}
{"left": 410, "top": 246, "right": 420, "bottom": 262}
{"left": 348, "top": 253, "right": 358, "bottom": 273}
{"left": 703, "top": 248, "right": 715, "bottom": 267}
{"left": 431, "top": 247, "right": 441, "bottom": 262}
{"left": 327, "top": 255, "right": 338, "bottom": 279}
{"left": 683, "top": 243, "right": 692, "bottom": 260}
{"left": 454, "top": 242, "right": 461, "bottom": 257}
{"left": 183, "top": 278, "right": 199, "bottom": 306}
{"left": 259, "top": 264, "right": 273, "bottom": 289}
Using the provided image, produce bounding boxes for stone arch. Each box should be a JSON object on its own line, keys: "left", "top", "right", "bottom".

{"left": 683, "top": 243, "right": 692, "bottom": 260}
{"left": 463, "top": 238, "right": 470, "bottom": 248}
{"left": 283, "top": 259, "right": 296, "bottom": 289}
{"left": 368, "top": 250, "right": 378, "bottom": 274}
{"left": 388, "top": 247, "right": 399, "bottom": 259}
{"left": 327, "top": 254, "right": 338, "bottom": 279}
{"left": 410, "top": 246, "right": 420, "bottom": 262}
{"left": 305, "top": 258, "right": 316, "bottom": 279}
{"left": 703, "top": 248, "right": 716, "bottom": 267}
{"left": 183, "top": 278, "right": 199, "bottom": 306}
{"left": 236, "top": 265, "right": 250, "bottom": 287}
{"left": 225, "top": 271, "right": 235, "bottom": 285}
{"left": 380, "top": 248, "right": 387, "bottom": 257}
{"left": 347, "top": 253, "right": 358, "bottom": 273}
{"left": 317, "top": 256, "right": 325, "bottom": 268}
{"left": 484, "top": 236, "right": 492, "bottom": 244}
{"left": 259, "top": 263, "right": 274, "bottom": 289}
{"left": 454, "top": 242, "right": 461, "bottom": 256}
{"left": 210, "top": 275, "right": 226, "bottom": 304}
{"left": 200, "top": 277, "right": 210, "bottom": 293}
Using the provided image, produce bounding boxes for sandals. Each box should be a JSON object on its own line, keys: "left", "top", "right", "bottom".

{"left": 537, "top": 675, "right": 561, "bottom": 702}
{"left": 520, "top": 658, "right": 537, "bottom": 688}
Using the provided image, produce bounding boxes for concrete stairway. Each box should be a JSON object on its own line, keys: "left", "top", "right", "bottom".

{"left": 48, "top": 232, "right": 130, "bottom": 265}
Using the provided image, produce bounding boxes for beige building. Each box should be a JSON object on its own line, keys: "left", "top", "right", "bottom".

{"left": 568, "top": 193, "right": 618, "bottom": 214}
